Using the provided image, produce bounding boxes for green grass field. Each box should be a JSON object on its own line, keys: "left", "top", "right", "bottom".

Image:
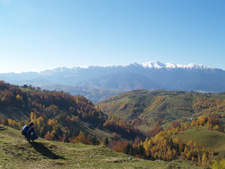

{"left": 97, "top": 90, "right": 199, "bottom": 127}
{"left": 172, "top": 126, "right": 225, "bottom": 160}
{"left": 0, "top": 125, "right": 201, "bottom": 169}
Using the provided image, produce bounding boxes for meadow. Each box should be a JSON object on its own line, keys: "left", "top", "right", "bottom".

{"left": 0, "top": 125, "right": 201, "bottom": 169}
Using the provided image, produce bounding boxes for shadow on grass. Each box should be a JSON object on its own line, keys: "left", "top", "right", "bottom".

{"left": 30, "top": 142, "right": 65, "bottom": 160}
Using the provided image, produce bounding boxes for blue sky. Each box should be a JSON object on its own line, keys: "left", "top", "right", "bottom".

{"left": 0, "top": 0, "right": 225, "bottom": 72}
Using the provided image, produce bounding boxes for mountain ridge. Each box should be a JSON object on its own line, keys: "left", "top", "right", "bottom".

{"left": 39, "top": 61, "right": 216, "bottom": 73}
{"left": 1, "top": 61, "right": 225, "bottom": 103}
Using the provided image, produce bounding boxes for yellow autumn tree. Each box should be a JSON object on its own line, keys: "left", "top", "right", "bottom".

{"left": 30, "top": 112, "right": 37, "bottom": 122}
{"left": 201, "top": 152, "right": 208, "bottom": 166}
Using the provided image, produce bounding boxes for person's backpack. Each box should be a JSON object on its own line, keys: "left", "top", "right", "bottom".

{"left": 21, "top": 125, "right": 30, "bottom": 135}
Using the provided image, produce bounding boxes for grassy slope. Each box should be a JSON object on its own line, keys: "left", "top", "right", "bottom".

{"left": 0, "top": 85, "right": 117, "bottom": 140}
{"left": 97, "top": 90, "right": 225, "bottom": 129}
{"left": 172, "top": 126, "right": 225, "bottom": 160}
{"left": 79, "top": 121, "right": 113, "bottom": 140}
{"left": 0, "top": 125, "right": 201, "bottom": 169}
{"left": 98, "top": 90, "right": 195, "bottom": 119}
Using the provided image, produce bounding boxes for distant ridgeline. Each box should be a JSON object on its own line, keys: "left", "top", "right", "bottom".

{"left": 2, "top": 62, "right": 225, "bottom": 97}
{"left": 0, "top": 81, "right": 225, "bottom": 167}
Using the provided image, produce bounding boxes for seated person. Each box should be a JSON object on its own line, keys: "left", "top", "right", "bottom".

{"left": 21, "top": 122, "right": 38, "bottom": 142}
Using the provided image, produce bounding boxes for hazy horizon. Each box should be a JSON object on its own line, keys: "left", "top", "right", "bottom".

{"left": 0, "top": 61, "right": 219, "bottom": 74}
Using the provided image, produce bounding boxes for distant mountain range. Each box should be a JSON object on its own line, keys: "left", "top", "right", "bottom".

{"left": 1, "top": 61, "right": 225, "bottom": 102}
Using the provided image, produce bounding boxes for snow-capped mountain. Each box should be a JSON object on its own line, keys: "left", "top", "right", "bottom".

{"left": 38, "top": 61, "right": 214, "bottom": 73}
{"left": 0, "top": 61, "right": 225, "bottom": 98}
{"left": 141, "top": 61, "right": 211, "bottom": 69}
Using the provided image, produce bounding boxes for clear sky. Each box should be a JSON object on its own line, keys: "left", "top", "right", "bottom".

{"left": 0, "top": 0, "right": 225, "bottom": 73}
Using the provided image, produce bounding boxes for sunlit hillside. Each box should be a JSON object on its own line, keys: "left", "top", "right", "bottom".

{"left": 0, "top": 125, "right": 201, "bottom": 169}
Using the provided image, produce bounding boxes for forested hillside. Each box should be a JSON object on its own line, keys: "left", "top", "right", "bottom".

{"left": 0, "top": 81, "right": 110, "bottom": 140}
{"left": 0, "top": 81, "right": 143, "bottom": 141}
{"left": 98, "top": 89, "right": 225, "bottom": 130}
{"left": 98, "top": 90, "right": 225, "bottom": 167}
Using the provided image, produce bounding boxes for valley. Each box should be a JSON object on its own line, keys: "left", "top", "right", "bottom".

{"left": 0, "top": 81, "right": 225, "bottom": 168}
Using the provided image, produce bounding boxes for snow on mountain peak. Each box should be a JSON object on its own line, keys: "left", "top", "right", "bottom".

{"left": 142, "top": 61, "right": 165, "bottom": 69}
{"left": 142, "top": 61, "right": 212, "bottom": 70}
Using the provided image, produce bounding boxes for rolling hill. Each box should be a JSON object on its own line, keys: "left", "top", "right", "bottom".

{"left": 97, "top": 89, "right": 225, "bottom": 131}
{"left": 0, "top": 81, "right": 143, "bottom": 141}
{"left": 171, "top": 126, "right": 225, "bottom": 160}
{"left": 0, "top": 125, "right": 201, "bottom": 169}
{"left": 1, "top": 82, "right": 224, "bottom": 167}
